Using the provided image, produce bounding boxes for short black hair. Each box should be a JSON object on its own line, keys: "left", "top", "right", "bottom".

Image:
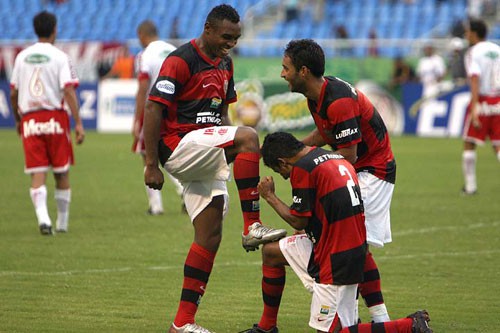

{"left": 33, "top": 11, "right": 56, "bottom": 38}
{"left": 261, "top": 132, "right": 305, "bottom": 169}
{"left": 284, "top": 39, "right": 325, "bottom": 77}
{"left": 206, "top": 4, "right": 240, "bottom": 25}
{"left": 469, "top": 18, "right": 488, "bottom": 39}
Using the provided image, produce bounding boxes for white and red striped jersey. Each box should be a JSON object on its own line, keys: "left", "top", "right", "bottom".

{"left": 10, "top": 42, "right": 78, "bottom": 115}
{"left": 465, "top": 40, "right": 500, "bottom": 97}
{"left": 135, "top": 40, "right": 176, "bottom": 92}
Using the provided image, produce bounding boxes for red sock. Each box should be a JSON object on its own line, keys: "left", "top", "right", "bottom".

{"left": 258, "top": 265, "right": 286, "bottom": 330}
{"left": 339, "top": 318, "right": 412, "bottom": 333}
{"left": 233, "top": 152, "right": 261, "bottom": 234}
{"left": 359, "top": 251, "right": 384, "bottom": 307}
{"left": 173, "top": 243, "right": 215, "bottom": 327}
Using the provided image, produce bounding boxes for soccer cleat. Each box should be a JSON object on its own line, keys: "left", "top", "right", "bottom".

{"left": 242, "top": 222, "right": 287, "bottom": 252}
{"left": 238, "top": 324, "right": 278, "bottom": 333}
{"left": 55, "top": 228, "right": 67, "bottom": 233}
{"left": 407, "top": 310, "right": 433, "bottom": 333}
{"left": 169, "top": 323, "right": 213, "bottom": 333}
{"left": 147, "top": 207, "right": 164, "bottom": 216}
{"left": 461, "top": 187, "right": 477, "bottom": 196}
{"left": 39, "top": 224, "right": 53, "bottom": 236}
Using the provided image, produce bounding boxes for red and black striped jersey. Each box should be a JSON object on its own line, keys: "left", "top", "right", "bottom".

{"left": 290, "top": 147, "right": 367, "bottom": 285}
{"left": 307, "top": 76, "right": 396, "bottom": 183}
{"left": 148, "top": 39, "right": 237, "bottom": 154}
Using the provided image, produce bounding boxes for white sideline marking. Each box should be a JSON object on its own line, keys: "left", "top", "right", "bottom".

{"left": 1, "top": 221, "right": 498, "bottom": 277}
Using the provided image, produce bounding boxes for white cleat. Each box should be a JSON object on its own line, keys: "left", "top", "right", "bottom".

{"left": 242, "top": 222, "right": 287, "bottom": 252}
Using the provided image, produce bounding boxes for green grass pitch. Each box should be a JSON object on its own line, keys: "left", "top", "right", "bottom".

{"left": 0, "top": 129, "right": 499, "bottom": 332}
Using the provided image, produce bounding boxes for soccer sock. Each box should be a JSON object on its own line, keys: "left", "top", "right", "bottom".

{"left": 233, "top": 152, "right": 261, "bottom": 234}
{"left": 340, "top": 318, "right": 413, "bottom": 333}
{"left": 55, "top": 188, "right": 71, "bottom": 231}
{"left": 359, "top": 251, "right": 390, "bottom": 323}
{"left": 30, "top": 185, "right": 51, "bottom": 226}
{"left": 496, "top": 150, "right": 500, "bottom": 162}
{"left": 173, "top": 242, "right": 215, "bottom": 327}
{"left": 258, "top": 265, "right": 286, "bottom": 330}
{"left": 166, "top": 172, "right": 184, "bottom": 197}
{"left": 462, "top": 150, "right": 477, "bottom": 192}
{"left": 145, "top": 185, "right": 163, "bottom": 213}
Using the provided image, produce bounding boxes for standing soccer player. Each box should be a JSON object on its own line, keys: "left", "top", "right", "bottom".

{"left": 133, "top": 20, "right": 184, "bottom": 215}
{"left": 462, "top": 18, "right": 500, "bottom": 195}
{"left": 241, "top": 132, "right": 432, "bottom": 333}
{"left": 143, "top": 5, "right": 286, "bottom": 333}
{"left": 10, "top": 10, "right": 84, "bottom": 235}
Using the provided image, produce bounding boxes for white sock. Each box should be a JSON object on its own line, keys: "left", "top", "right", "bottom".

{"left": 145, "top": 185, "right": 163, "bottom": 213}
{"left": 30, "top": 185, "right": 51, "bottom": 226}
{"left": 166, "top": 172, "right": 184, "bottom": 197}
{"left": 55, "top": 189, "right": 71, "bottom": 231}
{"left": 496, "top": 150, "right": 500, "bottom": 162}
{"left": 462, "top": 150, "right": 477, "bottom": 193}
{"left": 369, "top": 303, "right": 390, "bottom": 323}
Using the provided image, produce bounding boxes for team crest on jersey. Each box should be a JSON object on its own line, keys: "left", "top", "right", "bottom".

{"left": 210, "top": 97, "right": 222, "bottom": 109}
{"left": 25, "top": 54, "right": 50, "bottom": 64}
{"left": 156, "top": 80, "right": 175, "bottom": 94}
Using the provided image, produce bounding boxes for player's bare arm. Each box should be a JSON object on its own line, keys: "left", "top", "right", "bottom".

{"left": 335, "top": 145, "right": 358, "bottom": 165}
{"left": 133, "top": 78, "right": 150, "bottom": 139}
{"left": 63, "top": 85, "right": 85, "bottom": 144}
{"left": 258, "top": 176, "right": 308, "bottom": 230}
{"left": 220, "top": 104, "right": 231, "bottom": 125}
{"left": 9, "top": 88, "right": 21, "bottom": 135}
{"left": 302, "top": 128, "right": 326, "bottom": 147}
{"left": 143, "top": 100, "right": 164, "bottom": 190}
{"left": 469, "top": 75, "right": 481, "bottom": 129}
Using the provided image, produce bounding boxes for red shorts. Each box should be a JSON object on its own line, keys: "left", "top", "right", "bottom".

{"left": 21, "top": 110, "right": 74, "bottom": 174}
{"left": 463, "top": 96, "right": 500, "bottom": 145}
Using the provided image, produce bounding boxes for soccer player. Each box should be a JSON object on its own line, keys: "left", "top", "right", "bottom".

{"left": 143, "top": 5, "right": 287, "bottom": 333}
{"left": 461, "top": 18, "right": 500, "bottom": 195}
{"left": 133, "top": 20, "right": 184, "bottom": 215}
{"left": 281, "top": 39, "right": 395, "bottom": 323}
{"left": 241, "top": 132, "right": 432, "bottom": 333}
{"left": 9, "top": 10, "right": 85, "bottom": 235}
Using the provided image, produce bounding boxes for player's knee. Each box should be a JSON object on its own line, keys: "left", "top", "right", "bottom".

{"left": 235, "top": 126, "right": 259, "bottom": 152}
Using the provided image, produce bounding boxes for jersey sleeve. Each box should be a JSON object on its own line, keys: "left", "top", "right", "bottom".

{"left": 148, "top": 55, "right": 190, "bottom": 108}
{"left": 59, "top": 54, "right": 79, "bottom": 89}
{"left": 326, "top": 98, "right": 362, "bottom": 148}
{"left": 10, "top": 55, "right": 20, "bottom": 89}
{"left": 289, "top": 167, "right": 313, "bottom": 217}
{"left": 466, "top": 48, "right": 481, "bottom": 78}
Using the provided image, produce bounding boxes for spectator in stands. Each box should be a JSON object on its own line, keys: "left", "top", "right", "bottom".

{"left": 447, "top": 37, "right": 467, "bottom": 87}
{"left": 389, "top": 56, "right": 416, "bottom": 89}
{"left": 283, "top": 0, "right": 300, "bottom": 22}
{"left": 335, "top": 25, "right": 353, "bottom": 56}
{"left": 368, "top": 28, "right": 379, "bottom": 57}
{"left": 416, "top": 42, "right": 446, "bottom": 98}
{"left": 103, "top": 45, "right": 134, "bottom": 79}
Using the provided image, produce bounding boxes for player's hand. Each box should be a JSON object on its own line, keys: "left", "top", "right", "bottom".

{"left": 75, "top": 124, "right": 85, "bottom": 144}
{"left": 470, "top": 104, "right": 481, "bottom": 129}
{"left": 144, "top": 165, "right": 164, "bottom": 190}
{"left": 257, "top": 176, "right": 275, "bottom": 200}
{"left": 132, "top": 119, "right": 141, "bottom": 140}
{"left": 15, "top": 121, "right": 21, "bottom": 136}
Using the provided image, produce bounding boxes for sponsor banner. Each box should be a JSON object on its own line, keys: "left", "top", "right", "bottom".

{"left": 0, "top": 41, "right": 125, "bottom": 82}
{"left": 97, "top": 79, "right": 137, "bottom": 132}
{"left": 0, "top": 80, "right": 97, "bottom": 129}
{"left": 402, "top": 82, "right": 470, "bottom": 137}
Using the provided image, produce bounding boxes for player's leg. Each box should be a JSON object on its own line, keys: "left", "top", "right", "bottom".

{"left": 29, "top": 172, "right": 52, "bottom": 235}
{"left": 462, "top": 141, "right": 478, "bottom": 194}
{"left": 357, "top": 173, "right": 392, "bottom": 323}
{"left": 53, "top": 171, "right": 71, "bottom": 232}
{"left": 224, "top": 126, "right": 287, "bottom": 250}
{"left": 170, "top": 195, "right": 224, "bottom": 333}
{"left": 339, "top": 310, "right": 432, "bottom": 333}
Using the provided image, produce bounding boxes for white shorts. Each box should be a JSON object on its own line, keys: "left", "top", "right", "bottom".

{"left": 164, "top": 126, "right": 237, "bottom": 221}
{"left": 279, "top": 235, "right": 358, "bottom": 330}
{"left": 357, "top": 172, "right": 394, "bottom": 247}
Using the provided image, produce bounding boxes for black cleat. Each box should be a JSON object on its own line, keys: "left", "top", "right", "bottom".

{"left": 407, "top": 310, "right": 433, "bottom": 333}
{"left": 239, "top": 324, "right": 278, "bottom": 333}
{"left": 39, "top": 224, "right": 53, "bottom": 235}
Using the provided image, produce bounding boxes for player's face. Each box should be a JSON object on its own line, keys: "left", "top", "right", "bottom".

{"left": 272, "top": 159, "right": 292, "bottom": 180}
{"left": 281, "top": 55, "right": 306, "bottom": 94}
{"left": 205, "top": 19, "right": 241, "bottom": 58}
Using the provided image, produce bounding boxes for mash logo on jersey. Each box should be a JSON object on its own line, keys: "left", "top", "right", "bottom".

{"left": 335, "top": 127, "right": 358, "bottom": 139}
{"left": 156, "top": 80, "right": 175, "bottom": 94}
{"left": 23, "top": 118, "right": 64, "bottom": 138}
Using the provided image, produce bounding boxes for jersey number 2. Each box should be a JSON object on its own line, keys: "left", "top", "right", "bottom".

{"left": 338, "top": 165, "right": 361, "bottom": 207}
